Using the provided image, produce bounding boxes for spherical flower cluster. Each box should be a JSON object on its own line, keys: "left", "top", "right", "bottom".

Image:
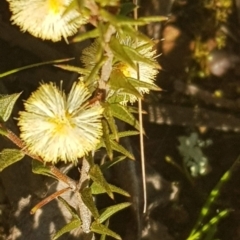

{"left": 7, "top": 0, "right": 87, "bottom": 42}
{"left": 117, "top": 36, "right": 159, "bottom": 101}
{"left": 81, "top": 36, "right": 159, "bottom": 104}
{"left": 18, "top": 81, "right": 103, "bottom": 164}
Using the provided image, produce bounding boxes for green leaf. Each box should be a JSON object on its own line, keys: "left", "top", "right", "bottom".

{"left": 62, "top": 0, "right": 78, "bottom": 17}
{"left": 0, "top": 149, "right": 25, "bottom": 172}
{"left": 99, "top": 202, "right": 131, "bottom": 223}
{"left": 53, "top": 197, "right": 81, "bottom": 239}
{"left": 127, "top": 105, "right": 147, "bottom": 114}
{"left": 85, "top": 56, "right": 107, "bottom": 85}
{"left": 109, "top": 37, "right": 136, "bottom": 70}
{"left": 187, "top": 156, "right": 240, "bottom": 240}
{"left": 91, "top": 221, "right": 121, "bottom": 240}
{"left": 109, "top": 70, "right": 142, "bottom": 98}
{"left": 89, "top": 164, "right": 113, "bottom": 199}
{"left": 72, "top": 28, "right": 100, "bottom": 43}
{"left": 120, "top": 25, "right": 151, "bottom": 43}
{"left": 97, "top": 131, "right": 139, "bottom": 149}
{"left": 135, "top": 41, "right": 155, "bottom": 52}
{"left": 109, "top": 103, "right": 140, "bottom": 130}
{"left": 188, "top": 209, "right": 229, "bottom": 240}
{"left": 58, "top": 197, "right": 80, "bottom": 219}
{"left": 119, "top": 2, "right": 136, "bottom": 15}
{"left": 0, "top": 93, "right": 21, "bottom": 121}
{"left": 127, "top": 77, "right": 162, "bottom": 91}
{"left": 0, "top": 58, "right": 73, "bottom": 78}
{"left": 138, "top": 16, "right": 169, "bottom": 23}
{"left": 52, "top": 218, "right": 81, "bottom": 240}
{"left": 54, "top": 64, "right": 90, "bottom": 75}
{"left": 111, "top": 131, "right": 139, "bottom": 139}
{"left": 99, "top": 9, "right": 120, "bottom": 27}
{"left": 91, "top": 182, "right": 130, "bottom": 197}
{"left": 100, "top": 220, "right": 110, "bottom": 240}
{"left": 110, "top": 140, "right": 135, "bottom": 160}
{"left": 101, "top": 156, "right": 127, "bottom": 170}
{"left": 100, "top": 9, "right": 165, "bottom": 27}
{"left": 102, "top": 119, "right": 113, "bottom": 160}
{"left": 80, "top": 187, "right": 99, "bottom": 219}
{"left": 123, "top": 45, "right": 160, "bottom": 69}
{"left": 32, "top": 160, "right": 56, "bottom": 179}
{"left": 116, "top": 15, "right": 168, "bottom": 26}
{"left": 103, "top": 103, "right": 119, "bottom": 141}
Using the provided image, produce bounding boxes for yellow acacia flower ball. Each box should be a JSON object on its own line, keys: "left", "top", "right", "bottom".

{"left": 7, "top": 0, "right": 87, "bottom": 42}
{"left": 81, "top": 36, "right": 160, "bottom": 104}
{"left": 18, "top": 81, "right": 103, "bottom": 164}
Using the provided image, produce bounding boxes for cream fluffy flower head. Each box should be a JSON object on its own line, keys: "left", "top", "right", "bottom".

{"left": 114, "top": 37, "right": 159, "bottom": 104}
{"left": 7, "top": 0, "right": 86, "bottom": 42}
{"left": 81, "top": 36, "right": 159, "bottom": 104}
{"left": 18, "top": 81, "right": 103, "bottom": 164}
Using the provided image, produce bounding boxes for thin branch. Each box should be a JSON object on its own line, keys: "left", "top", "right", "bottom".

{"left": 77, "top": 157, "right": 91, "bottom": 233}
{"left": 30, "top": 187, "right": 71, "bottom": 214}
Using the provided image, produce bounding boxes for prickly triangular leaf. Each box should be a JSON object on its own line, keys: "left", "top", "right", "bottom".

{"left": 109, "top": 37, "right": 136, "bottom": 70}
{"left": 102, "top": 119, "right": 113, "bottom": 160}
{"left": 0, "top": 93, "right": 21, "bottom": 121}
{"left": 89, "top": 164, "right": 113, "bottom": 199}
{"left": 109, "top": 103, "right": 140, "bottom": 130}
{"left": 99, "top": 220, "right": 110, "bottom": 240}
{"left": 54, "top": 64, "right": 90, "bottom": 75}
{"left": 110, "top": 140, "right": 135, "bottom": 160}
{"left": 119, "top": 2, "right": 136, "bottom": 15}
{"left": 32, "top": 160, "right": 56, "bottom": 179}
{"left": 52, "top": 197, "right": 81, "bottom": 239}
{"left": 110, "top": 131, "right": 139, "bottom": 139}
{"left": 127, "top": 77, "right": 162, "bottom": 91}
{"left": 114, "top": 15, "right": 168, "bottom": 26}
{"left": 138, "top": 16, "right": 168, "bottom": 23}
{"left": 97, "top": 131, "right": 139, "bottom": 150}
{"left": 0, "top": 148, "right": 25, "bottom": 171}
{"left": 91, "top": 221, "right": 121, "bottom": 240}
{"left": 99, "top": 9, "right": 120, "bottom": 27}
{"left": 103, "top": 103, "right": 119, "bottom": 141}
{"left": 62, "top": 0, "right": 78, "bottom": 17}
{"left": 120, "top": 25, "right": 151, "bottom": 43}
{"left": 85, "top": 56, "right": 106, "bottom": 85}
{"left": 58, "top": 197, "right": 80, "bottom": 219}
{"left": 99, "top": 202, "right": 131, "bottom": 223}
{"left": 80, "top": 187, "right": 99, "bottom": 219}
{"left": 72, "top": 28, "right": 100, "bottom": 43}
{"left": 101, "top": 156, "right": 127, "bottom": 170}
{"left": 109, "top": 70, "right": 142, "bottom": 98}
{"left": 91, "top": 182, "right": 130, "bottom": 197}
{"left": 123, "top": 45, "right": 160, "bottom": 69}
{"left": 52, "top": 218, "right": 81, "bottom": 240}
